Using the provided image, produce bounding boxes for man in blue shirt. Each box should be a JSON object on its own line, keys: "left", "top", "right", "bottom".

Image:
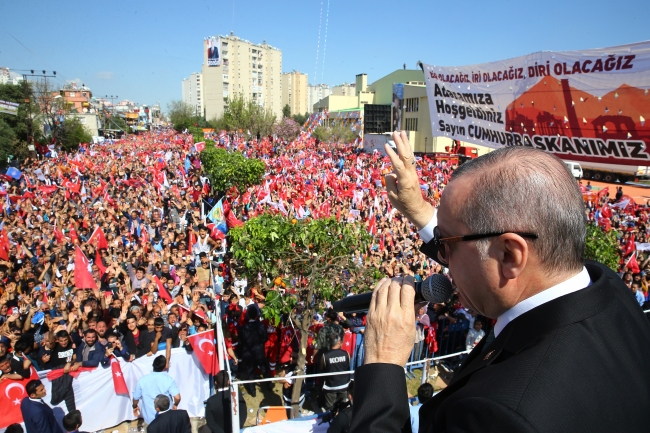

{"left": 132, "top": 356, "right": 181, "bottom": 424}
{"left": 409, "top": 383, "right": 434, "bottom": 433}
{"left": 632, "top": 282, "right": 645, "bottom": 306}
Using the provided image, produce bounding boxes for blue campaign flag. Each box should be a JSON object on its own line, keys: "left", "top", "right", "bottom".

{"left": 207, "top": 199, "right": 225, "bottom": 225}
{"left": 6, "top": 167, "right": 22, "bottom": 180}
{"left": 184, "top": 157, "right": 191, "bottom": 174}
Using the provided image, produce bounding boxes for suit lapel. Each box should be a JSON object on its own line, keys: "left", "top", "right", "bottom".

{"left": 418, "top": 261, "right": 616, "bottom": 430}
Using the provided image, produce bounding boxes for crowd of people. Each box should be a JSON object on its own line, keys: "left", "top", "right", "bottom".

{"left": 0, "top": 123, "right": 647, "bottom": 431}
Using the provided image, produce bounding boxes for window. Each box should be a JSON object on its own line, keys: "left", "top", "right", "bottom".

{"left": 405, "top": 98, "right": 419, "bottom": 112}
{"left": 405, "top": 118, "right": 418, "bottom": 131}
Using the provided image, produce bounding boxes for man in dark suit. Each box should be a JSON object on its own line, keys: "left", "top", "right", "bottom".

{"left": 20, "top": 379, "right": 64, "bottom": 433}
{"left": 146, "top": 394, "right": 191, "bottom": 433}
{"left": 350, "top": 132, "right": 650, "bottom": 433}
{"left": 205, "top": 371, "right": 247, "bottom": 433}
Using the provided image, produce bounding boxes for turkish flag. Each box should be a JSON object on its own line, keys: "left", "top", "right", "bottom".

{"left": 0, "top": 228, "right": 10, "bottom": 261}
{"left": 195, "top": 142, "right": 206, "bottom": 152}
{"left": 0, "top": 367, "right": 39, "bottom": 428}
{"left": 53, "top": 226, "right": 66, "bottom": 244}
{"left": 188, "top": 329, "right": 218, "bottom": 375}
{"left": 95, "top": 248, "right": 106, "bottom": 276}
{"left": 626, "top": 252, "right": 641, "bottom": 274}
{"left": 188, "top": 230, "right": 196, "bottom": 256}
{"left": 74, "top": 245, "right": 97, "bottom": 289}
{"left": 110, "top": 357, "right": 129, "bottom": 395}
{"left": 342, "top": 329, "right": 356, "bottom": 358}
{"left": 69, "top": 225, "right": 79, "bottom": 244}
{"left": 152, "top": 275, "right": 173, "bottom": 304}
{"left": 88, "top": 226, "right": 109, "bottom": 250}
{"left": 38, "top": 185, "right": 58, "bottom": 194}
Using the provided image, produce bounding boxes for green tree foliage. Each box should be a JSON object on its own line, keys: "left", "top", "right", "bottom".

{"left": 0, "top": 81, "right": 42, "bottom": 154}
{"left": 282, "top": 104, "right": 291, "bottom": 118}
{"left": 273, "top": 117, "right": 301, "bottom": 142}
{"left": 105, "top": 115, "right": 130, "bottom": 133}
{"left": 229, "top": 214, "right": 374, "bottom": 409}
{"left": 312, "top": 122, "right": 357, "bottom": 144}
{"left": 167, "top": 100, "right": 195, "bottom": 132}
{"left": 210, "top": 93, "right": 276, "bottom": 137}
{"left": 584, "top": 223, "right": 619, "bottom": 271}
{"left": 0, "top": 119, "right": 16, "bottom": 163}
{"left": 229, "top": 215, "right": 374, "bottom": 323}
{"left": 200, "top": 147, "right": 265, "bottom": 193}
{"left": 58, "top": 116, "right": 92, "bottom": 152}
{"left": 291, "top": 112, "right": 309, "bottom": 126}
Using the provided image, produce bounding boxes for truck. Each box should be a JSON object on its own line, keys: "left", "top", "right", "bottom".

{"left": 563, "top": 160, "right": 648, "bottom": 183}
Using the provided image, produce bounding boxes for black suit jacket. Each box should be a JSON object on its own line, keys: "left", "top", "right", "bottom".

{"left": 20, "top": 397, "right": 64, "bottom": 433}
{"left": 146, "top": 409, "right": 191, "bottom": 433}
{"left": 350, "top": 261, "right": 650, "bottom": 433}
{"left": 205, "top": 389, "right": 247, "bottom": 433}
{"left": 239, "top": 320, "right": 268, "bottom": 361}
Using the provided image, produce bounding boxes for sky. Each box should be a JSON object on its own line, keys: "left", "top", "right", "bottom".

{"left": 2, "top": 0, "right": 649, "bottom": 113}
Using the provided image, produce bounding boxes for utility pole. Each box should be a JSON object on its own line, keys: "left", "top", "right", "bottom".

{"left": 22, "top": 70, "right": 56, "bottom": 158}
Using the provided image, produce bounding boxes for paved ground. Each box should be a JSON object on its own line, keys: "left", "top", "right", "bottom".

{"left": 586, "top": 180, "right": 650, "bottom": 204}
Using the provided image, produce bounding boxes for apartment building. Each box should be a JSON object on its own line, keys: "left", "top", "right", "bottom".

{"left": 281, "top": 70, "right": 308, "bottom": 116}
{"left": 181, "top": 72, "right": 203, "bottom": 116}
{"left": 201, "top": 33, "right": 282, "bottom": 121}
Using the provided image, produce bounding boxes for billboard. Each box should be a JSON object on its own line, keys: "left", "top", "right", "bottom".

{"left": 392, "top": 83, "right": 404, "bottom": 131}
{"left": 424, "top": 41, "right": 650, "bottom": 165}
{"left": 206, "top": 36, "right": 221, "bottom": 67}
{"left": 0, "top": 100, "right": 19, "bottom": 116}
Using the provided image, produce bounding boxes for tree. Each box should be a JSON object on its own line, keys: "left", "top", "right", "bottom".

{"left": 105, "top": 115, "right": 129, "bottom": 133}
{"left": 167, "top": 100, "right": 195, "bottom": 132}
{"left": 200, "top": 147, "right": 265, "bottom": 193}
{"left": 584, "top": 223, "right": 619, "bottom": 271}
{"left": 217, "top": 93, "right": 276, "bottom": 137}
{"left": 0, "top": 119, "right": 16, "bottom": 163}
{"left": 58, "top": 116, "right": 92, "bottom": 152}
{"left": 282, "top": 104, "right": 291, "bottom": 118}
{"left": 312, "top": 122, "right": 357, "bottom": 144}
{"left": 292, "top": 112, "right": 309, "bottom": 126}
{"left": 273, "top": 117, "right": 301, "bottom": 142}
{"left": 229, "top": 215, "right": 376, "bottom": 412}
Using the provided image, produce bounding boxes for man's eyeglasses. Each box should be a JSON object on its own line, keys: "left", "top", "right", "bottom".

{"left": 430, "top": 226, "right": 538, "bottom": 267}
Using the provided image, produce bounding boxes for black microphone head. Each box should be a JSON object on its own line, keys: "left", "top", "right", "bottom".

{"left": 419, "top": 274, "right": 454, "bottom": 303}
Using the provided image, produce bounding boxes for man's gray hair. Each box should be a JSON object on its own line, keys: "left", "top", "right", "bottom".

{"left": 154, "top": 394, "right": 171, "bottom": 412}
{"left": 450, "top": 146, "right": 586, "bottom": 275}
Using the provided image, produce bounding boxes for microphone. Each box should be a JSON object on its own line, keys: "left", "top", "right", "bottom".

{"left": 332, "top": 274, "right": 454, "bottom": 314}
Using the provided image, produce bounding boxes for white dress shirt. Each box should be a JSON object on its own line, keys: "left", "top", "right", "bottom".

{"left": 494, "top": 267, "right": 591, "bottom": 336}
{"left": 417, "top": 211, "right": 592, "bottom": 337}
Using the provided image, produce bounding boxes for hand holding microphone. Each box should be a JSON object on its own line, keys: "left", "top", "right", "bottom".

{"left": 351, "top": 275, "right": 453, "bottom": 367}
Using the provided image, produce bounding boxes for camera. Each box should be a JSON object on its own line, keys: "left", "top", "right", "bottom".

{"left": 107, "top": 342, "right": 113, "bottom": 349}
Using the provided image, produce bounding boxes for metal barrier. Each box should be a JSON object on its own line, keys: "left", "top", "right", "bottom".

{"left": 230, "top": 348, "right": 470, "bottom": 432}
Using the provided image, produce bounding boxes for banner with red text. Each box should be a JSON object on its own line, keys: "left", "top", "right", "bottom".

{"left": 424, "top": 41, "right": 650, "bottom": 165}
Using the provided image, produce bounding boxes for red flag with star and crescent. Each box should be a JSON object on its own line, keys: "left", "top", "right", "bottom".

{"left": 0, "top": 366, "right": 39, "bottom": 428}
{"left": 187, "top": 329, "right": 220, "bottom": 375}
{"left": 110, "top": 356, "right": 129, "bottom": 395}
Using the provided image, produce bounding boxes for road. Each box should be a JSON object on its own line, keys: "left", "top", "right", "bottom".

{"left": 586, "top": 180, "right": 650, "bottom": 205}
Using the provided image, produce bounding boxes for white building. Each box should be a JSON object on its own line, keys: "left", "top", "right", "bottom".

{"left": 308, "top": 84, "right": 331, "bottom": 113}
{"left": 0, "top": 68, "right": 9, "bottom": 85}
{"left": 181, "top": 72, "right": 203, "bottom": 116}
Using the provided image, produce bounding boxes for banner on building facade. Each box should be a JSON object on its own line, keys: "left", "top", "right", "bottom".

{"left": 207, "top": 36, "right": 222, "bottom": 67}
{"left": 424, "top": 41, "right": 650, "bottom": 165}
{"left": 392, "top": 83, "right": 404, "bottom": 131}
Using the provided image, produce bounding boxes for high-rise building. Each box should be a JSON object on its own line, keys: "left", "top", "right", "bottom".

{"left": 308, "top": 84, "right": 331, "bottom": 113}
{"left": 281, "top": 71, "right": 308, "bottom": 117}
{"left": 202, "top": 33, "right": 282, "bottom": 121}
{"left": 332, "top": 83, "right": 356, "bottom": 97}
{"left": 0, "top": 68, "right": 9, "bottom": 85}
{"left": 181, "top": 72, "right": 203, "bottom": 116}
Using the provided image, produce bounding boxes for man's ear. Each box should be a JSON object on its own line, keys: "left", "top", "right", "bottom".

{"left": 494, "top": 234, "right": 528, "bottom": 280}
